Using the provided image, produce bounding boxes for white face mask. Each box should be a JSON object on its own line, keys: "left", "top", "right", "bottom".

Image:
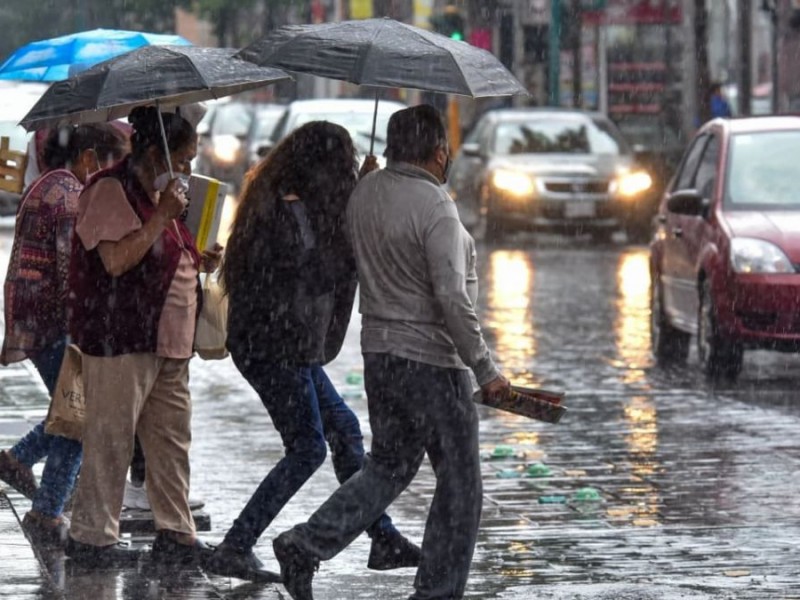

{"left": 154, "top": 171, "right": 189, "bottom": 193}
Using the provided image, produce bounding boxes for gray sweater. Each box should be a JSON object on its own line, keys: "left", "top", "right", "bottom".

{"left": 346, "top": 160, "right": 500, "bottom": 386}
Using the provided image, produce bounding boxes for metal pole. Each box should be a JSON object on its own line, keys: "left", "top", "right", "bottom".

{"left": 571, "top": 0, "right": 582, "bottom": 107}
{"left": 549, "top": 0, "right": 561, "bottom": 106}
{"left": 739, "top": 0, "right": 752, "bottom": 115}
{"left": 770, "top": 3, "right": 779, "bottom": 114}
{"left": 370, "top": 89, "right": 379, "bottom": 156}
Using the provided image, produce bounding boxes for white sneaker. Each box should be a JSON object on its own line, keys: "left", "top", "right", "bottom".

{"left": 122, "top": 480, "right": 205, "bottom": 511}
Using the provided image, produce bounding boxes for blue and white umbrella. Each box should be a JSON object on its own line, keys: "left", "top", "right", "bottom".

{"left": 0, "top": 28, "right": 191, "bottom": 81}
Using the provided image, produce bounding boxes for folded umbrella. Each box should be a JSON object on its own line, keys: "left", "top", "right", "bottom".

{"left": 236, "top": 17, "right": 527, "bottom": 153}
{"left": 0, "top": 28, "right": 191, "bottom": 82}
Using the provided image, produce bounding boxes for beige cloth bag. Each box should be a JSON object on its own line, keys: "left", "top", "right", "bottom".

{"left": 44, "top": 344, "right": 85, "bottom": 440}
{"left": 194, "top": 272, "right": 229, "bottom": 360}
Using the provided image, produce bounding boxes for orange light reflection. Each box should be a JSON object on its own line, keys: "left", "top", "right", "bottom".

{"left": 614, "top": 250, "right": 652, "bottom": 387}
{"left": 486, "top": 251, "right": 537, "bottom": 386}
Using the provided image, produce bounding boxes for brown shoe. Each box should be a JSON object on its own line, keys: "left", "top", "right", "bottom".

{"left": 22, "top": 511, "right": 70, "bottom": 547}
{"left": 0, "top": 450, "right": 38, "bottom": 500}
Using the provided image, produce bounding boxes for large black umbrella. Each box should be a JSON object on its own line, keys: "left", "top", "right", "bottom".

{"left": 20, "top": 45, "right": 291, "bottom": 176}
{"left": 236, "top": 18, "right": 527, "bottom": 153}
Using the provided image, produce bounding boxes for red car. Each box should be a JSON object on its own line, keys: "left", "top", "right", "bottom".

{"left": 650, "top": 116, "right": 800, "bottom": 380}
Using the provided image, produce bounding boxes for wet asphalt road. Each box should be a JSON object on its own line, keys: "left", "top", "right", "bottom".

{"left": 2, "top": 229, "right": 800, "bottom": 599}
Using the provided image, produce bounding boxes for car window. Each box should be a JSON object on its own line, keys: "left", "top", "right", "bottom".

{"left": 727, "top": 130, "right": 800, "bottom": 208}
{"left": 283, "top": 108, "right": 397, "bottom": 156}
{"left": 673, "top": 135, "right": 708, "bottom": 190}
{"left": 464, "top": 117, "right": 488, "bottom": 145}
{"left": 211, "top": 104, "right": 252, "bottom": 137}
{"left": 692, "top": 135, "right": 720, "bottom": 199}
{"left": 492, "top": 117, "right": 626, "bottom": 155}
{"left": 253, "top": 112, "right": 283, "bottom": 142}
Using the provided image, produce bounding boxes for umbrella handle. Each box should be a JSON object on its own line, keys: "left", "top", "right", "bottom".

{"left": 156, "top": 104, "right": 175, "bottom": 178}
{"left": 370, "top": 90, "right": 379, "bottom": 157}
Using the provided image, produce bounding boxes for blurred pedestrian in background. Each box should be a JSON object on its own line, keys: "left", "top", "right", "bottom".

{"left": 0, "top": 123, "right": 129, "bottom": 546}
{"left": 272, "top": 105, "right": 511, "bottom": 600}
{"left": 65, "top": 104, "right": 222, "bottom": 567}
{"left": 208, "top": 121, "right": 420, "bottom": 583}
{"left": 709, "top": 82, "right": 732, "bottom": 119}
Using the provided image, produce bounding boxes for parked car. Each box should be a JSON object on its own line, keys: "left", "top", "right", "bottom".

{"left": 244, "top": 103, "right": 287, "bottom": 170}
{"left": 194, "top": 100, "right": 256, "bottom": 192}
{"left": 650, "top": 116, "right": 800, "bottom": 380}
{"left": 266, "top": 98, "right": 406, "bottom": 166}
{"left": 447, "top": 108, "right": 654, "bottom": 242}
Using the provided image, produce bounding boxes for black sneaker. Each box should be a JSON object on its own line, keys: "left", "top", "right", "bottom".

{"left": 367, "top": 530, "right": 421, "bottom": 571}
{"left": 273, "top": 533, "right": 318, "bottom": 600}
{"left": 150, "top": 530, "right": 215, "bottom": 567}
{"left": 65, "top": 536, "right": 142, "bottom": 567}
{"left": 205, "top": 541, "right": 282, "bottom": 583}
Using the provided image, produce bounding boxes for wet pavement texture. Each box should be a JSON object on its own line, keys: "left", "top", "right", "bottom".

{"left": 2, "top": 229, "right": 800, "bottom": 599}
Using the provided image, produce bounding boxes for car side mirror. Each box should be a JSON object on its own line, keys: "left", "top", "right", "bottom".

{"left": 666, "top": 189, "right": 709, "bottom": 218}
{"left": 256, "top": 143, "right": 273, "bottom": 158}
{"left": 460, "top": 142, "right": 482, "bottom": 158}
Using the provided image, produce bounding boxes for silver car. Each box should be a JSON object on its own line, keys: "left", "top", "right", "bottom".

{"left": 448, "top": 108, "right": 653, "bottom": 242}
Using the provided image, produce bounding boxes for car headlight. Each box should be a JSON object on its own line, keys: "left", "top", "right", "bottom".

{"left": 612, "top": 170, "right": 652, "bottom": 198}
{"left": 730, "top": 237, "right": 795, "bottom": 273}
{"left": 212, "top": 135, "right": 242, "bottom": 164}
{"left": 491, "top": 169, "right": 535, "bottom": 196}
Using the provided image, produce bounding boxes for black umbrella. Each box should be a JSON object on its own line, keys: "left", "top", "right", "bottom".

{"left": 20, "top": 45, "right": 291, "bottom": 177}
{"left": 236, "top": 18, "right": 527, "bottom": 153}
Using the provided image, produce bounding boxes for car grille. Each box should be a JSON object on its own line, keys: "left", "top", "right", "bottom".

{"left": 544, "top": 180, "right": 610, "bottom": 194}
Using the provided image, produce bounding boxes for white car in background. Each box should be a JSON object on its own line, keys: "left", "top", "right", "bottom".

{"left": 266, "top": 98, "right": 407, "bottom": 167}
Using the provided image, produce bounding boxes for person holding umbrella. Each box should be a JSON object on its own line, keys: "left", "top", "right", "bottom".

{"left": 206, "top": 121, "right": 420, "bottom": 583}
{"left": 0, "top": 123, "right": 129, "bottom": 545}
{"left": 271, "top": 105, "right": 511, "bottom": 600}
{"left": 65, "top": 104, "right": 222, "bottom": 567}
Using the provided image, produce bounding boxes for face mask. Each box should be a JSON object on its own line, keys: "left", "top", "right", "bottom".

{"left": 154, "top": 171, "right": 189, "bottom": 194}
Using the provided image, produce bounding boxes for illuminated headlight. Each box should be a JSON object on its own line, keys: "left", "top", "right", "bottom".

{"left": 212, "top": 135, "right": 242, "bottom": 164}
{"left": 491, "top": 169, "right": 535, "bottom": 196}
{"left": 730, "top": 238, "right": 795, "bottom": 273}
{"left": 612, "top": 170, "right": 652, "bottom": 198}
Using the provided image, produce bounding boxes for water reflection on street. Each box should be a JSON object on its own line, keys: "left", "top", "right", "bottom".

{"left": 4, "top": 235, "right": 800, "bottom": 598}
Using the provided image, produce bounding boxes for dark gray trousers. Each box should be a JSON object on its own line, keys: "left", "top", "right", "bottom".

{"left": 287, "top": 352, "right": 482, "bottom": 600}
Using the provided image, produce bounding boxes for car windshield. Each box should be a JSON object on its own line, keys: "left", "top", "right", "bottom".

{"left": 727, "top": 131, "right": 800, "bottom": 208}
{"left": 289, "top": 110, "right": 395, "bottom": 156}
{"left": 493, "top": 117, "right": 628, "bottom": 155}
{"left": 253, "top": 111, "right": 283, "bottom": 142}
{"left": 211, "top": 103, "right": 251, "bottom": 137}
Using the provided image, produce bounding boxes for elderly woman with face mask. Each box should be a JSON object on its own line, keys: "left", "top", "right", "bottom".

{"left": 65, "top": 105, "right": 222, "bottom": 568}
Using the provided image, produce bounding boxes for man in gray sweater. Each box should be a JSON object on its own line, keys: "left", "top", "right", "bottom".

{"left": 273, "top": 104, "right": 511, "bottom": 600}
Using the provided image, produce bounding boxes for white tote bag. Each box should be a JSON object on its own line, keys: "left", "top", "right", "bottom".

{"left": 194, "top": 272, "right": 229, "bottom": 360}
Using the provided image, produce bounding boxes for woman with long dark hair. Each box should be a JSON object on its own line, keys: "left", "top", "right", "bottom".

{"left": 207, "top": 121, "right": 419, "bottom": 581}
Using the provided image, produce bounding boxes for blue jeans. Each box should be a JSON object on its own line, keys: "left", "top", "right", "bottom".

{"left": 224, "top": 353, "right": 396, "bottom": 551}
{"left": 10, "top": 338, "right": 82, "bottom": 517}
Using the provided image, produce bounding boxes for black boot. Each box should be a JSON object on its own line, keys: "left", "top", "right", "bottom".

{"left": 205, "top": 541, "right": 282, "bottom": 583}
{"left": 273, "top": 533, "right": 318, "bottom": 600}
{"left": 367, "top": 530, "right": 421, "bottom": 571}
{"left": 150, "top": 530, "right": 215, "bottom": 567}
